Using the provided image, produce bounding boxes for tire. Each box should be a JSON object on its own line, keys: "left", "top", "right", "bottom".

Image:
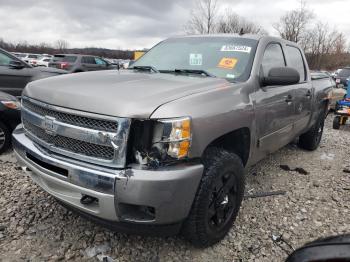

{"left": 333, "top": 116, "right": 341, "bottom": 130}
{"left": 182, "top": 147, "right": 245, "bottom": 247}
{"left": 0, "top": 121, "right": 11, "bottom": 154}
{"left": 298, "top": 106, "right": 326, "bottom": 151}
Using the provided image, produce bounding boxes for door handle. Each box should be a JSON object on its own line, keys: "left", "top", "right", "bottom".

{"left": 306, "top": 90, "right": 312, "bottom": 99}
{"left": 284, "top": 94, "right": 293, "bottom": 103}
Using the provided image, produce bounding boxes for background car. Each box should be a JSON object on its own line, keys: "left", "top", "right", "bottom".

{"left": 311, "top": 71, "right": 345, "bottom": 110}
{"left": 48, "top": 54, "right": 118, "bottom": 73}
{"left": 0, "top": 48, "right": 67, "bottom": 96}
{"left": 22, "top": 53, "right": 42, "bottom": 66}
{"left": 36, "top": 56, "right": 52, "bottom": 67}
{"left": 334, "top": 67, "right": 350, "bottom": 87}
{"left": 331, "top": 68, "right": 342, "bottom": 79}
{"left": 0, "top": 91, "right": 20, "bottom": 154}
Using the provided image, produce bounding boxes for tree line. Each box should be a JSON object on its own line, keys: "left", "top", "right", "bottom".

{"left": 0, "top": 38, "right": 134, "bottom": 60}
{"left": 185, "top": 0, "right": 350, "bottom": 70}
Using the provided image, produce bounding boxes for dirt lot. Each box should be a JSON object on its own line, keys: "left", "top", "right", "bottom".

{"left": 0, "top": 115, "right": 349, "bottom": 262}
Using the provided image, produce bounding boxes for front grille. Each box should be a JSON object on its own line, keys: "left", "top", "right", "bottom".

{"left": 23, "top": 120, "right": 114, "bottom": 160}
{"left": 22, "top": 99, "right": 118, "bottom": 132}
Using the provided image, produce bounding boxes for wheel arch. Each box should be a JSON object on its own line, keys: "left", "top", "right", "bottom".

{"left": 201, "top": 127, "right": 251, "bottom": 167}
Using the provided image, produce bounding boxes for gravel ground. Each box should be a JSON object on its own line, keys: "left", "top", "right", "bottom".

{"left": 0, "top": 115, "right": 349, "bottom": 262}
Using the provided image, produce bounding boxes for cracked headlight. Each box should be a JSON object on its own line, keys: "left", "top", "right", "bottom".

{"left": 157, "top": 117, "right": 192, "bottom": 159}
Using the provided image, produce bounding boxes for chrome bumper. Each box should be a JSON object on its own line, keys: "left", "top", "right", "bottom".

{"left": 13, "top": 125, "right": 203, "bottom": 224}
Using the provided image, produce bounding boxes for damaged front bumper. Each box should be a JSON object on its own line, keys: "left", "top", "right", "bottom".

{"left": 12, "top": 125, "right": 203, "bottom": 229}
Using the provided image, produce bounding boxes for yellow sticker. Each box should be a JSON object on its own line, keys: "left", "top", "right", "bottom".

{"left": 218, "top": 58, "right": 238, "bottom": 69}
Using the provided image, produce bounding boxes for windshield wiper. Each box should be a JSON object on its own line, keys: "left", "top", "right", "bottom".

{"left": 131, "top": 65, "right": 159, "bottom": 73}
{"left": 173, "top": 69, "right": 215, "bottom": 77}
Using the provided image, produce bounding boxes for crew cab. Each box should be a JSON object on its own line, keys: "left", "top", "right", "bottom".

{"left": 13, "top": 35, "right": 332, "bottom": 247}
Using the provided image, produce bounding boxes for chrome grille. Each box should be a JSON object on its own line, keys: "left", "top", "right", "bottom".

{"left": 23, "top": 120, "right": 114, "bottom": 160}
{"left": 21, "top": 97, "right": 131, "bottom": 168}
{"left": 22, "top": 99, "right": 118, "bottom": 132}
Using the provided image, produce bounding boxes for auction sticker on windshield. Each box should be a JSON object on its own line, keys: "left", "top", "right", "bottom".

{"left": 189, "top": 53, "right": 203, "bottom": 66}
{"left": 218, "top": 58, "right": 238, "bottom": 69}
{"left": 221, "top": 45, "right": 251, "bottom": 53}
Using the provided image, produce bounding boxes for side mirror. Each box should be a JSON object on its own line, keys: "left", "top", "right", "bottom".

{"left": 9, "top": 60, "right": 25, "bottom": 69}
{"left": 262, "top": 67, "right": 300, "bottom": 87}
{"left": 286, "top": 234, "right": 350, "bottom": 262}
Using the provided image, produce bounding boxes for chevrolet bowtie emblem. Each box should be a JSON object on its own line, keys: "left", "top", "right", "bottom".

{"left": 97, "top": 131, "right": 109, "bottom": 144}
{"left": 44, "top": 116, "right": 56, "bottom": 135}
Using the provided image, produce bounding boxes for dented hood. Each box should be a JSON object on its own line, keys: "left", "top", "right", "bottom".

{"left": 23, "top": 70, "right": 229, "bottom": 118}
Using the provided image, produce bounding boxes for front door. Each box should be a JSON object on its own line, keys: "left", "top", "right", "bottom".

{"left": 253, "top": 43, "right": 295, "bottom": 155}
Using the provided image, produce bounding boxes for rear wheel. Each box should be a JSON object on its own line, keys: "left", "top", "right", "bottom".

{"left": 182, "top": 147, "right": 245, "bottom": 247}
{"left": 333, "top": 116, "right": 341, "bottom": 130}
{"left": 299, "top": 107, "right": 326, "bottom": 151}
{"left": 0, "top": 121, "right": 11, "bottom": 154}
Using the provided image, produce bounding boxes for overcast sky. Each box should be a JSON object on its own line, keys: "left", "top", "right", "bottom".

{"left": 0, "top": 0, "right": 349, "bottom": 50}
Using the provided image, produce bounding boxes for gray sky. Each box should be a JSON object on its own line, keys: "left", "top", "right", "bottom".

{"left": 0, "top": 0, "right": 349, "bottom": 50}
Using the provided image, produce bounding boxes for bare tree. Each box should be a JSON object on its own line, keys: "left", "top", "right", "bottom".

{"left": 273, "top": 0, "right": 314, "bottom": 43}
{"left": 217, "top": 8, "right": 267, "bottom": 35}
{"left": 302, "top": 22, "right": 348, "bottom": 69}
{"left": 55, "top": 39, "right": 69, "bottom": 52}
{"left": 184, "top": 0, "right": 218, "bottom": 34}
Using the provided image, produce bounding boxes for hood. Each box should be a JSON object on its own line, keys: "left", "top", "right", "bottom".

{"left": 24, "top": 70, "right": 230, "bottom": 118}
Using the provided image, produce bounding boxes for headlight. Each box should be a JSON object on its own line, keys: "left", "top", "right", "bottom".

{"left": 1, "top": 100, "right": 21, "bottom": 110}
{"left": 158, "top": 117, "right": 192, "bottom": 159}
{"left": 131, "top": 117, "right": 192, "bottom": 166}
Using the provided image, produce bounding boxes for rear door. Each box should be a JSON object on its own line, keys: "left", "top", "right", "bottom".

{"left": 0, "top": 50, "right": 33, "bottom": 96}
{"left": 254, "top": 43, "right": 296, "bottom": 154}
{"left": 81, "top": 56, "right": 99, "bottom": 71}
{"left": 284, "top": 45, "right": 312, "bottom": 135}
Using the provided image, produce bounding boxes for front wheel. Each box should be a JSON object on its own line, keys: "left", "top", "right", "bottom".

{"left": 182, "top": 148, "right": 245, "bottom": 247}
{"left": 0, "top": 121, "right": 11, "bottom": 154}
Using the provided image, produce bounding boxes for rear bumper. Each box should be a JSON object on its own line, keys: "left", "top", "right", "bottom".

{"left": 13, "top": 125, "right": 203, "bottom": 226}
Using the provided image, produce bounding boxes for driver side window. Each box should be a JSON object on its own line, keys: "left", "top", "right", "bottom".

{"left": 0, "top": 52, "right": 12, "bottom": 66}
{"left": 261, "top": 43, "right": 286, "bottom": 77}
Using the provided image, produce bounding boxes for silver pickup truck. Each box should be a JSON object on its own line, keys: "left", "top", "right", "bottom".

{"left": 13, "top": 35, "right": 332, "bottom": 247}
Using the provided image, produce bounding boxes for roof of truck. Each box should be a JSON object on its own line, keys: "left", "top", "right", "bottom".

{"left": 171, "top": 34, "right": 262, "bottom": 40}
{"left": 170, "top": 34, "right": 300, "bottom": 46}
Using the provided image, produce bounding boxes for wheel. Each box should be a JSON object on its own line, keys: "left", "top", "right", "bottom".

{"left": 299, "top": 107, "right": 326, "bottom": 151}
{"left": 182, "top": 147, "right": 245, "bottom": 247}
{"left": 333, "top": 116, "right": 341, "bottom": 130}
{"left": 0, "top": 121, "right": 11, "bottom": 154}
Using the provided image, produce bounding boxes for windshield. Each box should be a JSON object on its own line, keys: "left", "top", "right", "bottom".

{"left": 132, "top": 36, "right": 258, "bottom": 82}
{"left": 338, "top": 68, "right": 350, "bottom": 77}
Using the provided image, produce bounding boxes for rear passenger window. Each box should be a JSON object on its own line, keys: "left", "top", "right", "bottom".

{"left": 261, "top": 43, "right": 285, "bottom": 77}
{"left": 285, "top": 46, "right": 306, "bottom": 82}
{"left": 82, "top": 57, "right": 96, "bottom": 64}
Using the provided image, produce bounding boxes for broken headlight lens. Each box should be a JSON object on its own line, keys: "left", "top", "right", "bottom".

{"left": 156, "top": 117, "right": 192, "bottom": 159}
